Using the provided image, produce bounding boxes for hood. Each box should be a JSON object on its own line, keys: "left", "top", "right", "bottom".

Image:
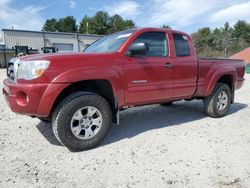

{"left": 18, "top": 51, "right": 120, "bottom": 73}
{"left": 19, "top": 52, "right": 115, "bottom": 62}
{"left": 19, "top": 52, "right": 82, "bottom": 61}
{"left": 13, "top": 51, "right": 120, "bottom": 83}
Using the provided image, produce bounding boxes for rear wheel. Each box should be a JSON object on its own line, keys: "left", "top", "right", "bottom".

{"left": 204, "top": 83, "right": 231, "bottom": 118}
{"left": 52, "top": 92, "right": 112, "bottom": 151}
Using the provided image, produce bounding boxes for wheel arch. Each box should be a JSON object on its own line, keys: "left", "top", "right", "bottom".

{"left": 50, "top": 79, "right": 119, "bottom": 124}
{"left": 205, "top": 67, "right": 236, "bottom": 99}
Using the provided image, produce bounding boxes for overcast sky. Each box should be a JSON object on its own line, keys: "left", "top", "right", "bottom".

{"left": 0, "top": 0, "right": 250, "bottom": 33}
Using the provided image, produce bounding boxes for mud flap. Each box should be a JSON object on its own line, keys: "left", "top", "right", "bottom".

{"left": 231, "top": 87, "right": 235, "bottom": 104}
{"left": 112, "top": 97, "right": 120, "bottom": 125}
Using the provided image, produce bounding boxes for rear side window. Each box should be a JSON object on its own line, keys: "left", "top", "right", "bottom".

{"left": 173, "top": 33, "right": 191, "bottom": 57}
{"left": 132, "top": 32, "right": 168, "bottom": 57}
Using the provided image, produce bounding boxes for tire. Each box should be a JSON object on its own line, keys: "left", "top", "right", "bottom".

{"left": 52, "top": 92, "right": 112, "bottom": 152}
{"left": 204, "top": 83, "right": 231, "bottom": 118}
{"left": 161, "top": 102, "right": 173, "bottom": 106}
{"left": 38, "top": 117, "right": 51, "bottom": 123}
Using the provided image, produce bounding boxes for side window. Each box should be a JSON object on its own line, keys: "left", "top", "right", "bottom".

{"left": 131, "top": 32, "right": 168, "bottom": 57}
{"left": 173, "top": 33, "right": 191, "bottom": 57}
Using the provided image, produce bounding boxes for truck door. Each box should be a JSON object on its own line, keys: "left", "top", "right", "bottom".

{"left": 171, "top": 33, "right": 198, "bottom": 98}
{"left": 123, "top": 31, "right": 174, "bottom": 104}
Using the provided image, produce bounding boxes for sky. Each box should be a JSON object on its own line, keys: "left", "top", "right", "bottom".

{"left": 0, "top": 0, "right": 250, "bottom": 34}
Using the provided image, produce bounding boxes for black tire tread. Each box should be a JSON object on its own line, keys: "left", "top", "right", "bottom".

{"left": 204, "top": 83, "right": 231, "bottom": 118}
{"left": 52, "top": 91, "right": 112, "bottom": 151}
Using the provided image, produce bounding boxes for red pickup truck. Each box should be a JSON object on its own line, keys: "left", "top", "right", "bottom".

{"left": 3, "top": 28, "right": 245, "bottom": 151}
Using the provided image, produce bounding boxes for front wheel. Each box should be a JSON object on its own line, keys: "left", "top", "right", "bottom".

{"left": 204, "top": 83, "right": 231, "bottom": 118}
{"left": 52, "top": 92, "right": 112, "bottom": 151}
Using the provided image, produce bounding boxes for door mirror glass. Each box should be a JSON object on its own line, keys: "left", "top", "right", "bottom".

{"left": 127, "top": 42, "right": 149, "bottom": 56}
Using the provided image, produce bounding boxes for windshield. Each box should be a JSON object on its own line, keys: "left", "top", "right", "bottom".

{"left": 84, "top": 30, "right": 136, "bottom": 53}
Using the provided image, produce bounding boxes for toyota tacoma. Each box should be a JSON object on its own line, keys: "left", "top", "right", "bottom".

{"left": 3, "top": 28, "right": 245, "bottom": 151}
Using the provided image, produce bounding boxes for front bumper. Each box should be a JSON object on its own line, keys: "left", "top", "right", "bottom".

{"left": 3, "top": 79, "right": 49, "bottom": 116}
{"left": 3, "top": 79, "right": 68, "bottom": 117}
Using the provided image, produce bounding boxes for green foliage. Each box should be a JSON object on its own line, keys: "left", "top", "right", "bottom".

{"left": 91, "top": 11, "right": 110, "bottom": 35}
{"left": 232, "top": 20, "right": 250, "bottom": 41}
{"left": 42, "top": 16, "right": 77, "bottom": 33}
{"left": 42, "top": 14, "right": 249, "bottom": 57}
{"left": 108, "top": 14, "right": 126, "bottom": 34}
{"left": 57, "top": 16, "right": 77, "bottom": 33}
{"left": 231, "top": 20, "right": 250, "bottom": 52}
{"left": 192, "top": 27, "right": 213, "bottom": 56}
{"left": 42, "top": 18, "right": 58, "bottom": 32}
{"left": 123, "top": 20, "right": 135, "bottom": 29}
{"left": 43, "top": 11, "right": 135, "bottom": 35}
{"left": 192, "top": 20, "right": 250, "bottom": 57}
{"left": 78, "top": 15, "right": 94, "bottom": 34}
{"left": 79, "top": 11, "right": 135, "bottom": 35}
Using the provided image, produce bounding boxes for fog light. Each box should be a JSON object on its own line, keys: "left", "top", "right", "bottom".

{"left": 16, "top": 91, "right": 29, "bottom": 106}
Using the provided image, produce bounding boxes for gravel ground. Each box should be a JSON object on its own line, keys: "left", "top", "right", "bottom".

{"left": 0, "top": 69, "right": 249, "bottom": 188}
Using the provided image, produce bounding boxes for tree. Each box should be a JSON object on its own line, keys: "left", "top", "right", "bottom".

{"left": 79, "top": 15, "right": 95, "bottom": 34}
{"left": 78, "top": 11, "right": 135, "bottom": 35}
{"left": 212, "top": 28, "right": 223, "bottom": 51}
{"left": 231, "top": 20, "right": 250, "bottom": 51}
{"left": 108, "top": 15, "right": 135, "bottom": 34}
{"left": 210, "top": 22, "right": 233, "bottom": 56}
{"left": 192, "top": 21, "right": 250, "bottom": 58}
{"left": 232, "top": 20, "right": 250, "bottom": 41}
{"left": 42, "top": 18, "right": 58, "bottom": 32}
{"left": 57, "top": 16, "right": 77, "bottom": 33}
{"left": 43, "top": 16, "right": 250, "bottom": 58}
{"left": 192, "top": 27, "right": 214, "bottom": 57}
{"left": 109, "top": 14, "right": 125, "bottom": 33}
{"left": 123, "top": 20, "right": 135, "bottom": 29}
{"left": 220, "top": 22, "right": 233, "bottom": 56}
{"left": 91, "top": 11, "right": 110, "bottom": 35}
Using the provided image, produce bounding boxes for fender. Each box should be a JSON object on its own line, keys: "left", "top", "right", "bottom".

{"left": 37, "top": 82, "right": 70, "bottom": 116}
{"left": 38, "top": 66, "right": 124, "bottom": 116}
{"left": 204, "top": 66, "right": 236, "bottom": 96}
{"left": 52, "top": 66, "right": 123, "bottom": 101}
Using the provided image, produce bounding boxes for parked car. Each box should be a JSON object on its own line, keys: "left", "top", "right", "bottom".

{"left": 3, "top": 28, "right": 245, "bottom": 151}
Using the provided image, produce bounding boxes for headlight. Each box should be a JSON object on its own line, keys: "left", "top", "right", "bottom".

{"left": 17, "top": 60, "right": 50, "bottom": 80}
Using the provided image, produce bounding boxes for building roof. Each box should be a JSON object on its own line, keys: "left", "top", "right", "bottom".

{"left": 230, "top": 47, "right": 250, "bottom": 64}
{"left": 2, "top": 29, "right": 103, "bottom": 38}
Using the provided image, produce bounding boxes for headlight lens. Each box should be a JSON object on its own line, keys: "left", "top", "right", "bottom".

{"left": 17, "top": 60, "right": 50, "bottom": 80}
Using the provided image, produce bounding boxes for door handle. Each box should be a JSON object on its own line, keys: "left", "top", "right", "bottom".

{"left": 164, "top": 63, "right": 173, "bottom": 68}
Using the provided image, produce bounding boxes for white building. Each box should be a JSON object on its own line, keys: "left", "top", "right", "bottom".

{"left": 0, "top": 29, "right": 102, "bottom": 67}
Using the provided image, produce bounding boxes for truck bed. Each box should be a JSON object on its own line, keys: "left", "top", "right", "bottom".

{"left": 195, "top": 57, "right": 245, "bottom": 97}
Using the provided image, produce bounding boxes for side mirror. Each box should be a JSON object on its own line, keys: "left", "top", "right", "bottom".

{"left": 127, "top": 42, "right": 149, "bottom": 57}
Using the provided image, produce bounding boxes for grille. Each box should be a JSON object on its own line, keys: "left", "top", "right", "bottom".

{"left": 6, "top": 59, "right": 19, "bottom": 81}
{"left": 7, "top": 62, "right": 15, "bottom": 80}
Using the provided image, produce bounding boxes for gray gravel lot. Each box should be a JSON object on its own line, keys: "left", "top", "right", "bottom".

{"left": 0, "top": 69, "right": 249, "bottom": 188}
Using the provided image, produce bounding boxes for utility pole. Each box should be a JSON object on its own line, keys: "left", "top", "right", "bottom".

{"left": 86, "top": 22, "right": 89, "bottom": 35}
